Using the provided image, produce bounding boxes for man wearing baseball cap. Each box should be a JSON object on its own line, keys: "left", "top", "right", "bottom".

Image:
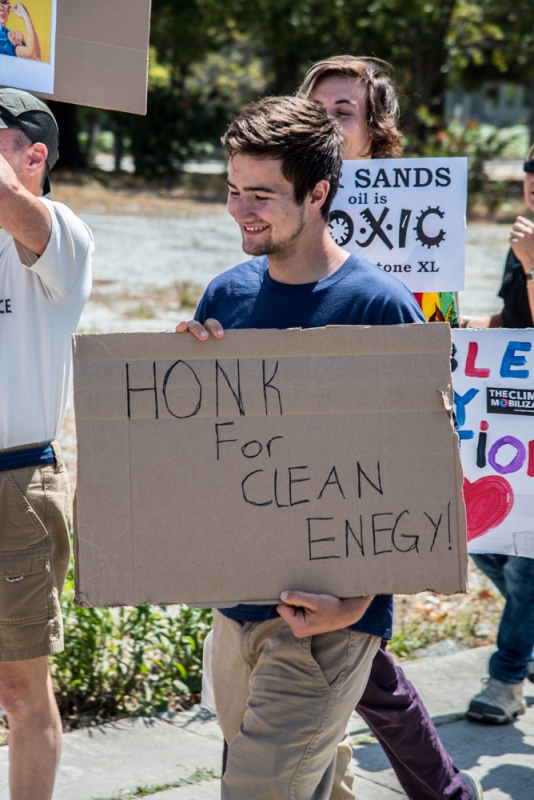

{"left": 0, "top": 88, "right": 93, "bottom": 800}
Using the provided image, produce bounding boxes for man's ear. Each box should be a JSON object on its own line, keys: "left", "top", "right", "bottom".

{"left": 27, "top": 142, "right": 48, "bottom": 178}
{"left": 308, "top": 180, "right": 330, "bottom": 213}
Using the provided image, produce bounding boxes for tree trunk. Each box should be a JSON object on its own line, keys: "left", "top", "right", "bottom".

{"left": 47, "top": 101, "right": 86, "bottom": 170}
{"left": 272, "top": 50, "right": 303, "bottom": 95}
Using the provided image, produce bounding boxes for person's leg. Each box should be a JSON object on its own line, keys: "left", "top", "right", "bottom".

{"left": 212, "top": 612, "right": 380, "bottom": 800}
{"left": 487, "top": 555, "right": 534, "bottom": 684}
{"left": 0, "top": 443, "right": 72, "bottom": 799}
{"left": 471, "top": 554, "right": 507, "bottom": 603}
{"left": 356, "top": 642, "right": 471, "bottom": 800}
{"left": 0, "top": 657, "right": 62, "bottom": 800}
{"left": 468, "top": 553, "right": 534, "bottom": 723}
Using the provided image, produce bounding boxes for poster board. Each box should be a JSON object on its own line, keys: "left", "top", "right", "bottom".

{"left": 331, "top": 158, "right": 467, "bottom": 293}
{"left": 0, "top": 0, "right": 57, "bottom": 94}
{"left": 0, "top": 0, "right": 152, "bottom": 113}
{"left": 452, "top": 329, "right": 534, "bottom": 558}
{"left": 73, "top": 325, "right": 467, "bottom": 608}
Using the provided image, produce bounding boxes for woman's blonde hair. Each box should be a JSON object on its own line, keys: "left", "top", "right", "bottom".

{"left": 298, "top": 55, "right": 403, "bottom": 159}
{"left": 526, "top": 143, "right": 534, "bottom": 162}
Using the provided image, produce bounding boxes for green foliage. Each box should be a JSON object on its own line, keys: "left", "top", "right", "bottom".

{"left": 51, "top": 566, "right": 213, "bottom": 725}
{"left": 413, "top": 118, "right": 522, "bottom": 212}
{"left": 388, "top": 613, "right": 480, "bottom": 659}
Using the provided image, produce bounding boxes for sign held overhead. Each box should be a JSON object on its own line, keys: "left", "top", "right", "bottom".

{"left": 0, "top": 0, "right": 152, "bottom": 114}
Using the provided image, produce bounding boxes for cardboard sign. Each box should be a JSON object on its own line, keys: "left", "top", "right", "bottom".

{"left": 0, "top": 0, "right": 57, "bottom": 94}
{"left": 331, "top": 158, "right": 467, "bottom": 292}
{"left": 73, "top": 325, "right": 468, "bottom": 608}
{"left": 4, "top": 0, "right": 152, "bottom": 113}
{"left": 452, "top": 329, "right": 534, "bottom": 558}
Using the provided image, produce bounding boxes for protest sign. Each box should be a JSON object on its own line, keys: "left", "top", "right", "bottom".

{"left": 0, "top": 0, "right": 57, "bottom": 94}
{"left": 73, "top": 325, "right": 467, "bottom": 608}
{"left": 452, "top": 329, "right": 534, "bottom": 558}
{"left": 0, "top": 0, "right": 152, "bottom": 113}
{"left": 330, "top": 158, "right": 467, "bottom": 293}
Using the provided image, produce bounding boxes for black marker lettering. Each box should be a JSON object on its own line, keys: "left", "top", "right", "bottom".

{"left": 262, "top": 360, "right": 283, "bottom": 416}
{"left": 424, "top": 511, "right": 442, "bottom": 552}
{"left": 126, "top": 361, "right": 159, "bottom": 420}
{"left": 215, "top": 422, "right": 237, "bottom": 461}
{"left": 216, "top": 359, "right": 245, "bottom": 417}
{"left": 162, "top": 360, "right": 202, "bottom": 419}
{"left": 307, "top": 517, "right": 339, "bottom": 560}
{"left": 345, "top": 517, "right": 364, "bottom": 557}
{"left": 317, "top": 466, "right": 346, "bottom": 500}
{"left": 357, "top": 461, "right": 383, "bottom": 498}
{"left": 391, "top": 510, "right": 418, "bottom": 553}
{"left": 372, "top": 513, "right": 393, "bottom": 555}
{"left": 242, "top": 470, "right": 272, "bottom": 507}
{"left": 288, "top": 466, "right": 310, "bottom": 506}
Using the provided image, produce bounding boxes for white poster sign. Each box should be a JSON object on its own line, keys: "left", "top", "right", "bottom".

{"left": 0, "top": 0, "right": 57, "bottom": 94}
{"left": 330, "top": 158, "right": 467, "bottom": 292}
{"left": 452, "top": 329, "right": 534, "bottom": 558}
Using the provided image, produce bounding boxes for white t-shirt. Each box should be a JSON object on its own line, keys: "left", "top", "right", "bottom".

{"left": 0, "top": 197, "right": 93, "bottom": 450}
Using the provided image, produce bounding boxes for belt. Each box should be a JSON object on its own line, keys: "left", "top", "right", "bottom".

{"left": 0, "top": 443, "right": 56, "bottom": 473}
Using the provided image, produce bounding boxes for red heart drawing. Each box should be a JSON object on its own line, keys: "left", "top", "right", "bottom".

{"left": 463, "top": 476, "right": 514, "bottom": 541}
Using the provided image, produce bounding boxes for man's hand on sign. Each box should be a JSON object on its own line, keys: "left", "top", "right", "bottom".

{"left": 277, "top": 591, "right": 374, "bottom": 638}
{"left": 510, "top": 215, "right": 534, "bottom": 274}
{"left": 175, "top": 318, "right": 225, "bottom": 341}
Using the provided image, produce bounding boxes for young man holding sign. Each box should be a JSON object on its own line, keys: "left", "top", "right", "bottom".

{"left": 177, "top": 95, "right": 428, "bottom": 799}
{"left": 0, "top": 89, "right": 93, "bottom": 800}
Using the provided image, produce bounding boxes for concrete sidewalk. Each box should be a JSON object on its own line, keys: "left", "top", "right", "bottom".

{"left": 1, "top": 644, "right": 533, "bottom": 799}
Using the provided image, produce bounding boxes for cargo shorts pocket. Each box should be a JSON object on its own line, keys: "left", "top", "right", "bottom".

{"left": 0, "top": 547, "right": 50, "bottom": 624}
{"left": 2, "top": 470, "right": 49, "bottom": 551}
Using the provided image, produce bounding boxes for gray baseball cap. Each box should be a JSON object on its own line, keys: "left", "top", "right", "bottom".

{"left": 0, "top": 88, "right": 59, "bottom": 169}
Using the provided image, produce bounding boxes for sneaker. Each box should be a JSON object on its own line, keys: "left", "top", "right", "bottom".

{"left": 460, "top": 770, "right": 484, "bottom": 799}
{"left": 467, "top": 677, "right": 525, "bottom": 724}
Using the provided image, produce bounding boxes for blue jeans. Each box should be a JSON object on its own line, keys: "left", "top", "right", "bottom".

{"left": 472, "top": 553, "right": 534, "bottom": 684}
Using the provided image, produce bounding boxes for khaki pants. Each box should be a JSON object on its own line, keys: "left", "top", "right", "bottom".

{"left": 212, "top": 611, "right": 380, "bottom": 800}
{"left": 0, "top": 441, "right": 71, "bottom": 662}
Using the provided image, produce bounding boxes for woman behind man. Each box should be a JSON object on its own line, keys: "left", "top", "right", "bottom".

{"left": 298, "top": 55, "right": 480, "bottom": 800}
{"left": 300, "top": 55, "right": 458, "bottom": 326}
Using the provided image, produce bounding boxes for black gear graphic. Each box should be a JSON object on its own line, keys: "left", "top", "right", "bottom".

{"left": 413, "top": 206, "right": 446, "bottom": 248}
{"left": 328, "top": 210, "right": 354, "bottom": 247}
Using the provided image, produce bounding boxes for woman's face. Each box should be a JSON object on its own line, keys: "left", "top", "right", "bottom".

{"left": 310, "top": 74, "right": 371, "bottom": 160}
{"left": 523, "top": 169, "right": 534, "bottom": 213}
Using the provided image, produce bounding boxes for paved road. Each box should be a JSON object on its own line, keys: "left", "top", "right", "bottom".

{"left": 1, "top": 644, "right": 533, "bottom": 799}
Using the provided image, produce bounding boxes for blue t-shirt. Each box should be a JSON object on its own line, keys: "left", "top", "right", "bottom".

{"left": 195, "top": 253, "right": 425, "bottom": 639}
{"left": 0, "top": 27, "right": 17, "bottom": 58}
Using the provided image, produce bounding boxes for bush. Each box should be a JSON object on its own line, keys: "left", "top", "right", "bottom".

{"left": 409, "top": 117, "right": 523, "bottom": 213}
{"left": 51, "top": 566, "right": 213, "bottom": 727}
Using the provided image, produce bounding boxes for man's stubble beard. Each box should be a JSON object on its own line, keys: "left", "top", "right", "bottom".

{"left": 241, "top": 208, "right": 306, "bottom": 259}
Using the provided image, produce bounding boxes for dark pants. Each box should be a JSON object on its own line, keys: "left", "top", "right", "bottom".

{"left": 223, "top": 639, "right": 470, "bottom": 800}
{"left": 471, "top": 552, "right": 534, "bottom": 684}
{"left": 355, "top": 640, "right": 470, "bottom": 799}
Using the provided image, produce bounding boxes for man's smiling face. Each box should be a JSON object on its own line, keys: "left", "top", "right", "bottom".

{"left": 227, "top": 153, "right": 306, "bottom": 258}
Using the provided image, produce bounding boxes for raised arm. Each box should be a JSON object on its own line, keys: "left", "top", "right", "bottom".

{"left": 0, "top": 149, "right": 51, "bottom": 256}
{"left": 12, "top": 3, "right": 41, "bottom": 60}
{"left": 510, "top": 215, "right": 534, "bottom": 324}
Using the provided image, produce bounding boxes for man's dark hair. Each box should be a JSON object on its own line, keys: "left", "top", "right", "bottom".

{"left": 221, "top": 96, "right": 343, "bottom": 221}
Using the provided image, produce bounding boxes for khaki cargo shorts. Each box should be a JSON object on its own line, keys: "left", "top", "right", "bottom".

{"left": 0, "top": 441, "right": 71, "bottom": 662}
